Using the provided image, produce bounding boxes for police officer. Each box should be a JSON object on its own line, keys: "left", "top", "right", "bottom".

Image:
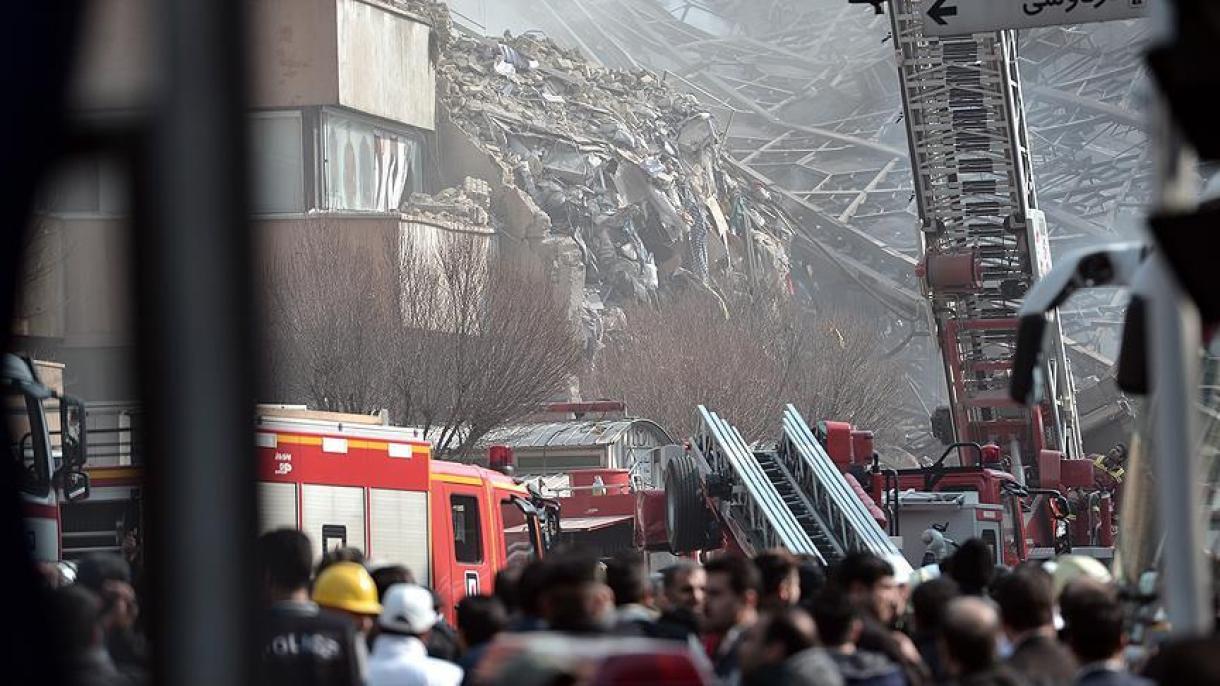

{"left": 258, "top": 529, "right": 366, "bottom": 686}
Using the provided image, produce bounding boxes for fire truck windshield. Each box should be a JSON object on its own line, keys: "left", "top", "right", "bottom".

{"left": 4, "top": 388, "right": 51, "bottom": 498}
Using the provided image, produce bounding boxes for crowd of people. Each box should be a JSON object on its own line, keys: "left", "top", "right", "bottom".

{"left": 39, "top": 531, "right": 1220, "bottom": 685}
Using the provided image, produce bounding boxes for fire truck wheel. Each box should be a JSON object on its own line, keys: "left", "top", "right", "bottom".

{"left": 665, "top": 453, "right": 706, "bottom": 553}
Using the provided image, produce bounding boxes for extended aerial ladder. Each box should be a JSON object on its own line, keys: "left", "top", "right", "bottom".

{"left": 664, "top": 405, "right": 911, "bottom": 577}
{"left": 885, "top": 2, "right": 1083, "bottom": 477}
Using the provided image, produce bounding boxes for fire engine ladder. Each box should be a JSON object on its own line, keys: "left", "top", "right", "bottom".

{"left": 692, "top": 406, "right": 822, "bottom": 561}
{"left": 777, "top": 405, "right": 911, "bottom": 575}
{"left": 886, "top": 2, "right": 1083, "bottom": 465}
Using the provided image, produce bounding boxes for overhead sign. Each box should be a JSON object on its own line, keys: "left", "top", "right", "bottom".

{"left": 920, "top": 0, "right": 1148, "bottom": 37}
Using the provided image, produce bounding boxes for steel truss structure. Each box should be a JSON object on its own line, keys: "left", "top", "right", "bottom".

{"left": 520, "top": 0, "right": 1147, "bottom": 452}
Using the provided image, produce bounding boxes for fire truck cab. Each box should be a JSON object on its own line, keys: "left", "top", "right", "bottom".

{"left": 255, "top": 408, "right": 555, "bottom": 620}
{"left": 4, "top": 353, "right": 90, "bottom": 562}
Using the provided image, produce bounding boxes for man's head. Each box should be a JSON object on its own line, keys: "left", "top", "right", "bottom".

{"left": 1059, "top": 580, "right": 1125, "bottom": 664}
{"left": 940, "top": 596, "right": 1001, "bottom": 676}
{"left": 604, "top": 551, "right": 652, "bottom": 608}
{"left": 539, "top": 552, "right": 615, "bottom": 633}
{"left": 911, "top": 576, "right": 959, "bottom": 636}
{"left": 795, "top": 555, "right": 826, "bottom": 607}
{"left": 493, "top": 566, "right": 522, "bottom": 616}
{"left": 516, "top": 558, "right": 547, "bottom": 620}
{"left": 812, "top": 588, "right": 861, "bottom": 650}
{"left": 754, "top": 549, "right": 801, "bottom": 611}
{"left": 943, "top": 538, "right": 995, "bottom": 596}
{"left": 661, "top": 560, "right": 707, "bottom": 615}
{"left": 258, "top": 529, "right": 313, "bottom": 600}
{"left": 315, "top": 546, "right": 366, "bottom": 578}
{"left": 74, "top": 553, "right": 138, "bottom": 631}
{"left": 738, "top": 608, "right": 817, "bottom": 677}
{"left": 50, "top": 585, "right": 105, "bottom": 656}
{"left": 369, "top": 564, "right": 415, "bottom": 601}
{"left": 832, "top": 552, "right": 900, "bottom": 625}
{"left": 991, "top": 566, "right": 1054, "bottom": 638}
{"left": 378, "top": 584, "right": 438, "bottom": 639}
{"left": 703, "top": 555, "right": 761, "bottom": 634}
{"left": 456, "top": 594, "right": 507, "bottom": 649}
{"left": 312, "top": 561, "right": 383, "bottom": 636}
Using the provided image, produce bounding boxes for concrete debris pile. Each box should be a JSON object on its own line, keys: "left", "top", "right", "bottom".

{"left": 403, "top": 177, "right": 494, "bottom": 232}
{"left": 396, "top": 1, "right": 796, "bottom": 353}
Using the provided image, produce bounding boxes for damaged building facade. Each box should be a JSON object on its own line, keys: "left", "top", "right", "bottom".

{"left": 408, "top": 0, "right": 798, "bottom": 355}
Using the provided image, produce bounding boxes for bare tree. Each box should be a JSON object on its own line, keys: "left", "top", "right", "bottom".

{"left": 385, "top": 231, "right": 584, "bottom": 457}
{"left": 586, "top": 289, "right": 904, "bottom": 444}
{"left": 261, "top": 220, "right": 394, "bottom": 414}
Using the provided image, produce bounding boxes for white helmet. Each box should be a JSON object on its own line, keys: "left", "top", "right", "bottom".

{"left": 378, "top": 584, "right": 438, "bottom": 634}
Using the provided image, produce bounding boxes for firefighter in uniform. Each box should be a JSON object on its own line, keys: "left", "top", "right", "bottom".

{"left": 258, "top": 530, "right": 369, "bottom": 686}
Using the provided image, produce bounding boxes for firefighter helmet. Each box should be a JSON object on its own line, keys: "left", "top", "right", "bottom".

{"left": 312, "top": 562, "right": 382, "bottom": 616}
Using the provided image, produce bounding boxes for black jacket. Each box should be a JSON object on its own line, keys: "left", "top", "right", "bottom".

{"left": 1006, "top": 633, "right": 1077, "bottom": 686}
{"left": 259, "top": 601, "right": 363, "bottom": 686}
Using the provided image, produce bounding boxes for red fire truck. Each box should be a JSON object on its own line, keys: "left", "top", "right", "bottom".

{"left": 254, "top": 407, "right": 556, "bottom": 619}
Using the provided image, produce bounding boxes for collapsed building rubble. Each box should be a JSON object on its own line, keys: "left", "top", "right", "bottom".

{"left": 397, "top": 1, "right": 797, "bottom": 355}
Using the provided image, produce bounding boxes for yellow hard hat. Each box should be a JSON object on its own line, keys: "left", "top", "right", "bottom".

{"left": 312, "top": 561, "right": 382, "bottom": 616}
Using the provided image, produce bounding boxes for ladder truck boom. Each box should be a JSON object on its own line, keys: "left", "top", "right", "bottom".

{"left": 664, "top": 406, "right": 912, "bottom": 577}
{"left": 887, "top": 0, "right": 1083, "bottom": 469}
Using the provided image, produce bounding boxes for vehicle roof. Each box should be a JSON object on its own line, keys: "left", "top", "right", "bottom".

{"left": 432, "top": 458, "right": 525, "bottom": 491}
{"left": 480, "top": 418, "right": 673, "bottom": 449}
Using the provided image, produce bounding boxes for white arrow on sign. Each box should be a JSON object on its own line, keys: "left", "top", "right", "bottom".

{"left": 920, "top": 0, "right": 1148, "bottom": 37}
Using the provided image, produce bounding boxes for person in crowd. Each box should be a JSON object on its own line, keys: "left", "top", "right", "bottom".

{"left": 942, "top": 539, "right": 996, "bottom": 597}
{"left": 455, "top": 594, "right": 507, "bottom": 681}
{"left": 910, "top": 576, "right": 959, "bottom": 683}
{"left": 1140, "top": 635, "right": 1220, "bottom": 685}
{"left": 738, "top": 607, "right": 838, "bottom": 686}
{"left": 370, "top": 563, "right": 415, "bottom": 601}
{"left": 312, "top": 560, "right": 383, "bottom": 640}
{"left": 1058, "top": 582, "right": 1150, "bottom": 686}
{"left": 813, "top": 588, "right": 905, "bottom": 686}
{"left": 538, "top": 551, "right": 616, "bottom": 634}
{"left": 315, "top": 546, "right": 367, "bottom": 578}
{"left": 833, "top": 552, "right": 928, "bottom": 685}
{"left": 604, "top": 550, "right": 660, "bottom": 635}
{"left": 654, "top": 560, "right": 706, "bottom": 643}
{"left": 74, "top": 553, "right": 148, "bottom": 676}
{"left": 992, "top": 567, "right": 1076, "bottom": 686}
{"left": 366, "top": 563, "right": 415, "bottom": 648}
{"left": 426, "top": 588, "right": 462, "bottom": 662}
{"left": 703, "top": 555, "right": 762, "bottom": 683}
{"left": 50, "top": 585, "right": 141, "bottom": 686}
{"left": 755, "top": 548, "right": 802, "bottom": 612}
{"left": 492, "top": 566, "right": 521, "bottom": 619}
{"left": 368, "top": 584, "right": 462, "bottom": 686}
{"left": 940, "top": 596, "right": 1026, "bottom": 686}
{"left": 256, "top": 529, "right": 363, "bottom": 686}
{"left": 797, "top": 554, "right": 828, "bottom": 608}
{"left": 506, "top": 558, "right": 547, "bottom": 632}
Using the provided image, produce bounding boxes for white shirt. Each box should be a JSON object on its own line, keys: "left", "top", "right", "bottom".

{"left": 367, "top": 634, "right": 463, "bottom": 686}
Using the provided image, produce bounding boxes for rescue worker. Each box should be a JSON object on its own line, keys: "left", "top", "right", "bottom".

{"left": 368, "top": 584, "right": 463, "bottom": 686}
{"left": 257, "top": 529, "right": 364, "bottom": 686}
{"left": 312, "top": 560, "right": 384, "bottom": 640}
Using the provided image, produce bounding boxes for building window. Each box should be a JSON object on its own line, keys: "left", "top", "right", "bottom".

{"left": 37, "top": 156, "right": 128, "bottom": 216}
{"left": 451, "top": 494, "right": 483, "bottom": 563}
{"left": 322, "top": 109, "right": 423, "bottom": 212}
{"left": 250, "top": 111, "right": 305, "bottom": 214}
